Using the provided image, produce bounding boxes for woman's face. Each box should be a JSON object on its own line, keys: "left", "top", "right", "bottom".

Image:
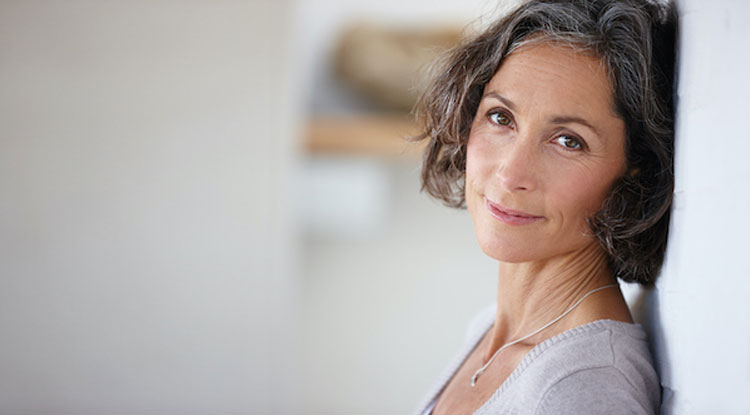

{"left": 465, "top": 42, "right": 627, "bottom": 263}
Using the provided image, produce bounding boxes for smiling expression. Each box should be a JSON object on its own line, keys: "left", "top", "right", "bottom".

{"left": 465, "top": 42, "right": 628, "bottom": 263}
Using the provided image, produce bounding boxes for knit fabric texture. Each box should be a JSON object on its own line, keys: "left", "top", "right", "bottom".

{"left": 414, "top": 304, "right": 660, "bottom": 415}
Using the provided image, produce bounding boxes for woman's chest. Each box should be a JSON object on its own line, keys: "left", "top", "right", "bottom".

{"left": 431, "top": 338, "right": 532, "bottom": 415}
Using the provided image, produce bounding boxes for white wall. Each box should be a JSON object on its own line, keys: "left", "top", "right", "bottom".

{"left": 0, "top": 1, "right": 298, "bottom": 413}
{"left": 639, "top": 1, "right": 750, "bottom": 413}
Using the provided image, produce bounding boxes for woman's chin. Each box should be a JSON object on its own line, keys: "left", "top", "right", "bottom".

{"left": 476, "top": 238, "right": 540, "bottom": 263}
{"left": 471, "top": 216, "right": 553, "bottom": 263}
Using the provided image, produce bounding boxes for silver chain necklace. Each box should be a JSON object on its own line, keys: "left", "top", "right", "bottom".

{"left": 471, "top": 283, "right": 618, "bottom": 387}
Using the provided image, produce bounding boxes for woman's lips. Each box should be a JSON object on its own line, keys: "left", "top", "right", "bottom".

{"left": 485, "top": 198, "right": 544, "bottom": 225}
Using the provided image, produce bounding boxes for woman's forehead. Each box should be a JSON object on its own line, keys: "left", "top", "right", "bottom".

{"left": 484, "top": 42, "right": 618, "bottom": 118}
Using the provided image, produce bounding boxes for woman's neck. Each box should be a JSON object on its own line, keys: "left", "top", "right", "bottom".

{"left": 486, "top": 242, "right": 630, "bottom": 362}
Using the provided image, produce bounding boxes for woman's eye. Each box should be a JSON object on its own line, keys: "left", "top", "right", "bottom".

{"left": 488, "top": 111, "right": 512, "bottom": 127}
{"left": 555, "top": 135, "right": 583, "bottom": 150}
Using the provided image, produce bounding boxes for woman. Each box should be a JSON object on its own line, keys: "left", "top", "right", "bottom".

{"left": 412, "top": 0, "right": 676, "bottom": 414}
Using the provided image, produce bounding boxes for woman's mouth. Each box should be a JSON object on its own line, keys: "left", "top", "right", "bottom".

{"left": 485, "top": 198, "right": 545, "bottom": 225}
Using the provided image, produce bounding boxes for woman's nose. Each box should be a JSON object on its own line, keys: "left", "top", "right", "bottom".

{"left": 494, "top": 137, "right": 537, "bottom": 192}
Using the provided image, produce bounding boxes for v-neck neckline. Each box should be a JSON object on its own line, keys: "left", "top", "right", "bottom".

{"left": 422, "top": 307, "right": 643, "bottom": 415}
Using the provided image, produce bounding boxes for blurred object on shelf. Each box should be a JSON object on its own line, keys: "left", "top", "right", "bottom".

{"left": 334, "top": 21, "right": 463, "bottom": 111}
{"left": 304, "top": 114, "right": 425, "bottom": 158}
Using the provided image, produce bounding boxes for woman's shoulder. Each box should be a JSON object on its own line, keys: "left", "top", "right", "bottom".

{"left": 533, "top": 364, "right": 658, "bottom": 415}
{"left": 544, "top": 320, "right": 657, "bottom": 387}
{"left": 530, "top": 321, "right": 661, "bottom": 414}
{"left": 529, "top": 319, "right": 654, "bottom": 371}
{"left": 483, "top": 319, "right": 660, "bottom": 415}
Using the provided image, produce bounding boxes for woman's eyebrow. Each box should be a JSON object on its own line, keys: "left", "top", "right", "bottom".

{"left": 482, "top": 91, "right": 516, "bottom": 112}
{"left": 550, "top": 115, "right": 601, "bottom": 137}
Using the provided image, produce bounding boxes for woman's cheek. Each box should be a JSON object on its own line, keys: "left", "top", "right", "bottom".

{"left": 464, "top": 143, "right": 486, "bottom": 213}
{"left": 466, "top": 134, "right": 494, "bottom": 175}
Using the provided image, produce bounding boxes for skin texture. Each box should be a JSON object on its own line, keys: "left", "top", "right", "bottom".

{"left": 432, "top": 42, "right": 635, "bottom": 415}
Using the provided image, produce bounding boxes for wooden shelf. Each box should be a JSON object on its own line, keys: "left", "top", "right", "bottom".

{"left": 303, "top": 114, "right": 426, "bottom": 158}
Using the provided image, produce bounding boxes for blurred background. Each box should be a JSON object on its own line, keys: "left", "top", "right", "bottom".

{"left": 1, "top": 0, "right": 749, "bottom": 414}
